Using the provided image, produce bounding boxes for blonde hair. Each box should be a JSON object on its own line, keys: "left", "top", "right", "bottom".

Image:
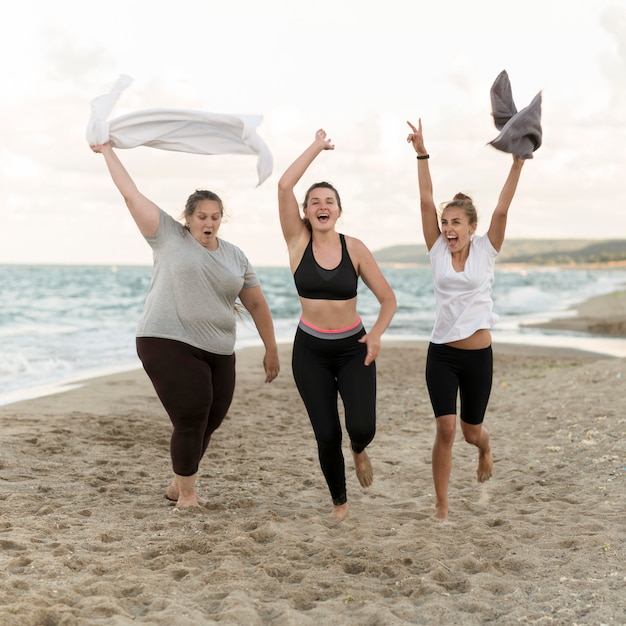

{"left": 439, "top": 192, "right": 477, "bottom": 225}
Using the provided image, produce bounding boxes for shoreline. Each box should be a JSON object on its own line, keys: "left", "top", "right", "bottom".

{"left": 2, "top": 331, "right": 625, "bottom": 408}
{"left": 2, "top": 288, "right": 626, "bottom": 408}
{"left": 2, "top": 267, "right": 625, "bottom": 409}
{"left": 522, "top": 289, "right": 626, "bottom": 338}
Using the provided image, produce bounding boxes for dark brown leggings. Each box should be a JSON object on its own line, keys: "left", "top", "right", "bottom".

{"left": 136, "top": 337, "right": 236, "bottom": 476}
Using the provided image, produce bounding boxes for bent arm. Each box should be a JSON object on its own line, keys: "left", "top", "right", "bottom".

{"left": 353, "top": 241, "right": 397, "bottom": 365}
{"left": 91, "top": 143, "right": 160, "bottom": 237}
{"left": 487, "top": 155, "right": 525, "bottom": 252}
{"left": 238, "top": 286, "right": 280, "bottom": 383}
{"left": 277, "top": 129, "right": 334, "bottom": 249}
{"left": 407, "top": 120, "right": 439, "bottom": 250}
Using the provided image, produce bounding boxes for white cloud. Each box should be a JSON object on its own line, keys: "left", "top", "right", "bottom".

{"left": 0, "top": 0, "right": 624, "bottom": 266}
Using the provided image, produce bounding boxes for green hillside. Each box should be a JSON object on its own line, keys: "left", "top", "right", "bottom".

{"left": 374, "top": 239, "right": 626, "bottom": 265}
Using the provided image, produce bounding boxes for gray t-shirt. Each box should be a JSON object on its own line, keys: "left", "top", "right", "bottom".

{"left": 136, "top": 209, "right": 260, "bottom": 355}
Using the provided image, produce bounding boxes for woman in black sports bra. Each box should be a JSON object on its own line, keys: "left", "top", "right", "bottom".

{"left": 278, "top": 128, "right": 397, "bottom": 521}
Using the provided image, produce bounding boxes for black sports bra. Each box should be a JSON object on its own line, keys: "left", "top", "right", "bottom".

{"left": 293, "top": 234, "right": 358, "bottom": 300}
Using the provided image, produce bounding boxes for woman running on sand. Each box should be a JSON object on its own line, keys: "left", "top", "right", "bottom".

{"left": 407, "top": 118, "right": 526, "bottom": 522}
{"left": 277, "top": 129, "right": 396, "bottom": 521}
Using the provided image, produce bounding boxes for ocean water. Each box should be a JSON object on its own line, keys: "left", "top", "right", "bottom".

{"left": 1, "top": 263, "right": 625, "bottom": 405}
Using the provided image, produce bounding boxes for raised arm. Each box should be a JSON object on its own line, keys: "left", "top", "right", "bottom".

{"left": 91, "top": 143, "right": 160, "bottom": 237}
{"left": 407, "top": 119, "right": 440, "bottom": 250}
{"left": 487, "top": 155, "right": 525, "bottom": 252}
{"left": 277, "top": 129, "right": 334, "bottom": 250}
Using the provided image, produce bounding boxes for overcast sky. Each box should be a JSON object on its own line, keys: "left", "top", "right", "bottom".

{"left": 0, "top": 0, "right": 624, "bottom": 266}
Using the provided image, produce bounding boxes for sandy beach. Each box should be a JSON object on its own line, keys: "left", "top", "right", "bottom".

{"left": 1, "top": 293, "right": 625, "bottom": 625}
{"left": 524, "top": 289, "right": 626, "bottom": 337}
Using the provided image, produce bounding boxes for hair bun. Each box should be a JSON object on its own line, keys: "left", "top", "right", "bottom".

{"left": 453, "top": 192, "right": 472, "bottom": 202}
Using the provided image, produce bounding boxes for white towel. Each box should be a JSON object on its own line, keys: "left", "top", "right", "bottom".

{"left": 86, "top": 75, "right": 273, "bottom": 186}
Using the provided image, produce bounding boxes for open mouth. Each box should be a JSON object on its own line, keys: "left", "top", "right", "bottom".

{"left": 316, "top": 213, "right": 330, "bottom": 223}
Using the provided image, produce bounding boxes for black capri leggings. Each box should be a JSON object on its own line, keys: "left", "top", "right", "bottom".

{"left": 292, "top": 324, "right": 376, "bottom": 506}
{"left": 136, "top": 337, "right": 236, "bottom": 476}
{"left": 425, "top": 342, "right": 493, "bottom": 425}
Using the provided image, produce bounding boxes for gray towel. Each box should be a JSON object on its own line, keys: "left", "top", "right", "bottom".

{"left": 489, "top": 70, "right": 542, "bottom": 160}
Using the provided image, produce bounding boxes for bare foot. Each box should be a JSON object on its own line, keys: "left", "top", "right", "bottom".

{"left": 352, "top": 450, "right": 374, "bottom": 487}
{"left": 430, "top": 501, "right": 448, "bottom": 522}
{"left": 329, "top": 503, "right": 348, "bottom": 522}
{"left": 165, "top": 480, "right": 178, "bottom": 502}
{"left": 165, "top": 478, "right": 206, "bottom": 506}
{"left": 175, "top": 494, "right": 203, "bottom": 508}
{"left": 477, "top": 447, "right": 494, "bottom": 483}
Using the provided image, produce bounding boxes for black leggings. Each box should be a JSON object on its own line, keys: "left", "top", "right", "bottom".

{"left": 292, "top": 325, "right": 376, "bottom": 505}
{"left": 425, "top": 342, "right": 493, "bottom": 425}
{"left": 136, "top": 337, "right": 236, "bottom": 476}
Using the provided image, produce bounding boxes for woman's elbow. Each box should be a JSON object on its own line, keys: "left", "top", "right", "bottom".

{"left": 383, "top": 290, "right": 397, "bottom": 313}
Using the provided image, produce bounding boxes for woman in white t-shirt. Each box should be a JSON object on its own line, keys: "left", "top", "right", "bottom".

{"left": 406, "top": 119, "right": 525, "bottom": 522}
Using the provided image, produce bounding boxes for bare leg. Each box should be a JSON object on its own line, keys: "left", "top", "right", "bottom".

{"left": 166, "top": 474, "right": 208, "bottom": 506}
{"left": 477, "top": 443, "right": 494, "bottom": 482}
{"left": 174, "top": 473, "right": 202, "bottom": 508}
{"left": 329, "top": 503, "right": 348, "bottom": 522}
{"left": 351, "top": 449, "right": 374, "bottom": 488}
{"left": 431, "top": 414, "right": 456, "bottom": 522}
{"left": 462, "top": 422, "right": 493, "bottom": 482}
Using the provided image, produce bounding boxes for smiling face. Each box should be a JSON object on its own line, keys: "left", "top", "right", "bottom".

{"left": 187, "top": 199, "right": 223, "bottom": 249}
{"left": 303, "top": 183, "right": 342, "bottom": 232}
{"left": 440, "top": 206, "right": 476, "bottom": 254}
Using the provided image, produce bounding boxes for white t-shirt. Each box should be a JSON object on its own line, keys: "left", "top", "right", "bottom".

{"left": 428, "top": 233, "right": 500, "bottom": 344}
{"left": 136, "top": 210, "right": 259, "bottom": 355}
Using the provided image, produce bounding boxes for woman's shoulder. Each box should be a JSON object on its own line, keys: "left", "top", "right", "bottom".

{"left": 472, "top": 233, "right": 499, "bottom": 255}
{"left": 147, "top": 209, "right": 184, "bottom": 240}
{"left": 342, "top": 233, "right": 368, "bottom": 251}
{"left": 428, "top": 233, "right": 447, "bottom": 255}
{"left": 343, "top": 234, "right": 373, "bottom": 260}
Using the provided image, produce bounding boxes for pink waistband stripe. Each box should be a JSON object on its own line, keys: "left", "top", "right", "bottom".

{"left": 299, "top": 317, "right": 362, "bottom": 334}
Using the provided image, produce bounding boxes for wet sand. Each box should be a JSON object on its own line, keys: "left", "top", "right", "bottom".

{"left": 524, "top": 289, "right": 626, "bottom": 337}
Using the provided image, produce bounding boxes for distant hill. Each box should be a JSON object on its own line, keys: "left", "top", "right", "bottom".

{"left": 373, "top": 239, "right": 626, "bottom": 266}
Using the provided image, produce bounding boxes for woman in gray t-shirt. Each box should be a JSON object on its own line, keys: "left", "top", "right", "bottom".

{"left": 91, "top": 142, "right": 280, "bottom": 508}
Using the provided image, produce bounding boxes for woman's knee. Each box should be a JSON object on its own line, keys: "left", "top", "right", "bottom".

{"left": 348, "top": 420, "right": 375, "bottom": 452}
{"left": 435, "top": 414, "right": 456, "bottom": 445}
{"left": 461, "top": 421, "right": 483, "bottom": 445}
